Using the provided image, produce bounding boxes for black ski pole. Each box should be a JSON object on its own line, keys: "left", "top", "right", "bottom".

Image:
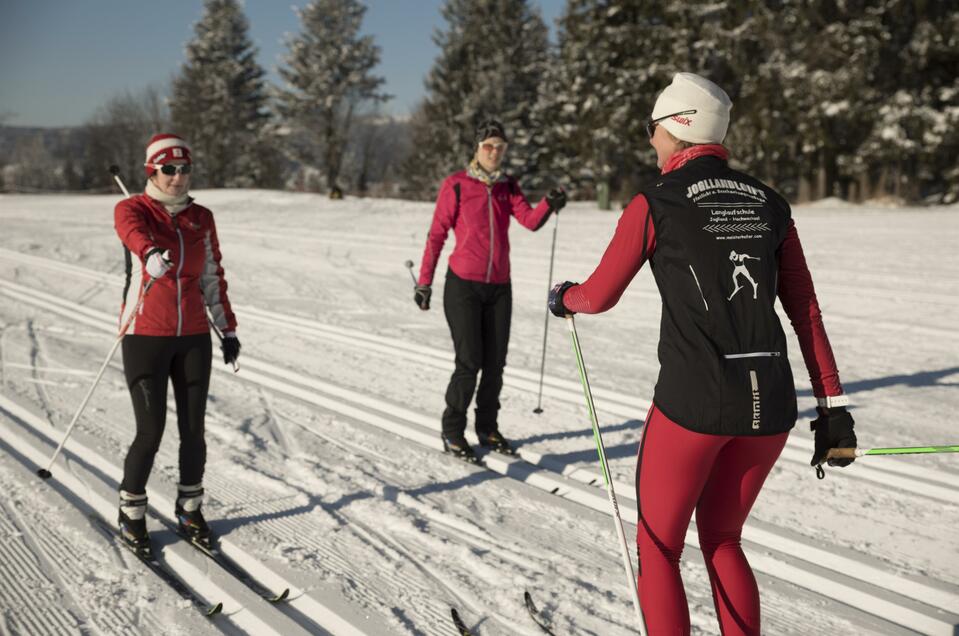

{"left": 533, "top": 213, "right": 560, "bottom": 413}
{"left": 404, "top": 259, "right": 417, "bottom": 285}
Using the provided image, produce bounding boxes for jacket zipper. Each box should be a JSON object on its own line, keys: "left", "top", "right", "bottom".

{"left": 486, "top": 186, "right": 495, "bottom": 282}
{"left": 175, "top": 224, "right": 185, "bottom": 336}
{"left": 724, "top": 351, "right": 781, "bottom": 359}
{"left": 688, "top": 265, "right": 708, "bottom": 311}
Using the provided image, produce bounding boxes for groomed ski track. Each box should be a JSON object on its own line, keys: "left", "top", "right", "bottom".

{"left": 1, "top": 247, "right": 958, "bottom": 635}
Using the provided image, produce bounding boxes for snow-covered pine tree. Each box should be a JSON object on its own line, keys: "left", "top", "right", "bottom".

{"left": 537, "top": 0, "right": 673, "bottom": 206}
{"left": 856, "top": 1, "right": 959, "bottom": 203}
{"left": 170, "top": 0, "right": 273, "bottom": 188}
{"left": 277, "top": 0, "right": 388, "bottom": 196}
{"left": 401, "top": 0, "right": 551, "bottom": 199}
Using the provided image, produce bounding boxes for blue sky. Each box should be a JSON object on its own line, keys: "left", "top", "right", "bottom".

{"left": 0, "top": 0, "right": 565, "bottom": 128}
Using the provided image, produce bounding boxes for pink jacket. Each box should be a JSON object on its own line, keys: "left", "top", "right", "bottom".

{"left": 418, "top": 171, "right": 553, "bottom": 285}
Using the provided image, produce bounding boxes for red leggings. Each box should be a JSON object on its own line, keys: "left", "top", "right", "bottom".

{"left": 636, "top": 405, "right": 788, "bottom": 635}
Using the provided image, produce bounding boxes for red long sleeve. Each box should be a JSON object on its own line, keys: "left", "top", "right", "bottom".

{"left": 563, "top": 194, "right": 657, "bottom": 314}
{"left": 776, "top": 220, "right": 843, "bottom": 397}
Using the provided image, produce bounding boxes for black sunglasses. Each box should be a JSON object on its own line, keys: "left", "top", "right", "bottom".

{"left": 645, "top": 110, "right": 697, "bottom": 138}
{"left": 148, "top": 163, "right": 192, "bottom": 175}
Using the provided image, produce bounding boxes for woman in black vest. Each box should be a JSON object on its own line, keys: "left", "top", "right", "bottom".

{"left": 548, "top": 73, "right": 857, "bottom": 635}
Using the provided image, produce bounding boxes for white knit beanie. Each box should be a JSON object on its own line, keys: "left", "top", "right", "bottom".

{"left": 652, "top": 73, "right": 732, "bottom": 144}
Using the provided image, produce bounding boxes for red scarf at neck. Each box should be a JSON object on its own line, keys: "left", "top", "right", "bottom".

{"left": 661, "top": 144, "right": 729, "bottom": 175}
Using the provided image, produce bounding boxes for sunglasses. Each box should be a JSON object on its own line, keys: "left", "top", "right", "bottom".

{"left": 645, "top": 109, "right": 697, "bottom": 138}
{"left": 147, "top": 163, "right": 192, "bottom": 175}
{"left": 479, "top": 141, "right": 508, "bottom": 153}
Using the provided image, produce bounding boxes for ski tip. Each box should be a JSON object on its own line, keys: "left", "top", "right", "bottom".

{"left": 36, "top": 468, "right": 53, "bottom": 480}
{"left": 450, "top": 607, "right": 472, "bottom": 635}
{"left": 270, "top": 588, "right": 291, "bottom": 603}
{"left": 206, "top": 602, "right": 223, "bottom": 617}
{"left": 524, "top": 590, "right": 536, "bottom": 612}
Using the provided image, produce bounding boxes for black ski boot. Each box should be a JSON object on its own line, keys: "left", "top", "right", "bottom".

{"left": 442, "top": 434, "right": 479, "bottom": 464}
{"left": 477, "top": 431, "right": 516, "bottom": 456}
{"left": 175, "top": 484, "right": 212, "bottom": 548}
{"left": 118, "top": 491, "right": 152, "bottom": 557}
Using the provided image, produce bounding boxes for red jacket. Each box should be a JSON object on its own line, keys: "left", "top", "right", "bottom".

{"left": 418, "top": 171, "right": 553, "bottom": 285}
{"left": 114, "top": 194, "right": 236, "bottom": 337}
{"left": 562, "top": 145, "right": 843, "bottom": 398}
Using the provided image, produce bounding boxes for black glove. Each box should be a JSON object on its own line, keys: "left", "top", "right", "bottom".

{"left": 414, "top": 285, "right": 432, "bottom": 310}
{"left": 546, "top": 188, "right": 567, "bottom": 213}
{"left": 810, "top": 407, "right": 857, "bottom": 468}
{"left": 548, "top": 281, "right": 577, "bottom": 317}
{"left": 221, "top": 335, "right": 241, "bottom": 365}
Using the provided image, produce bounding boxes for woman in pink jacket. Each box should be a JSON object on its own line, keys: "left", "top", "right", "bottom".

{"left": 415, "top": 120, "right": 567, "bottom": 462}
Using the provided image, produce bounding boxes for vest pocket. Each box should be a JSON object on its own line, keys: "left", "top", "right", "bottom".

{"left": 719, "top": 352, "right": 794, "bottom": 433}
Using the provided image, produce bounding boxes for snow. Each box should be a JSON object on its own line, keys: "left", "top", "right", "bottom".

{"left": 0, "top": 190, "right": 958, "bottom": 635}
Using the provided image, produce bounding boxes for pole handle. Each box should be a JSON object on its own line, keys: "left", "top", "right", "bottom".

{"left": 825, "top": 448, "right": 860, "bottom": 460}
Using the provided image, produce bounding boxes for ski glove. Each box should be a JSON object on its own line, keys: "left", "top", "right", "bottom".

{"left": 810, "top": 406, "right": 857, "bottom": 471}
{"left": 548, "top": 281, "right": 577, "bottom": 317}
{"left": 144, "top": 248, "right": 172, "bottom": 278}
{"left": 546, "top": 188, "right": 567, "bottom": 213}
{"left": 221, "top": 335, "right": 241, "bottom": 365}
{"left": 414, "top": 285, "right": 432, "bottom": 311}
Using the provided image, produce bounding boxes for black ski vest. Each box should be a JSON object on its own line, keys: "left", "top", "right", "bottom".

{"left": 643, "top": 155, "right": 797, "bottom": 436}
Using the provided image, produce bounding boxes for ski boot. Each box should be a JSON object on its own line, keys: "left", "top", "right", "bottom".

{"left": 118, "top": 491, "right": 152, "bottom": 558}
{"left": 175, "top": 484, "right": 212, "bottom": 549}
{"left": 442, "top": 434, "right": 479, "bottom": 464}
{"left": 477, "top": 431, "right": 516, "bottom": 456}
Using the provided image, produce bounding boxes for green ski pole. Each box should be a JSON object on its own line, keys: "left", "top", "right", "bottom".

{"left": 826, "top": 445, "right": 959, "bottom": 461}
{"left": 566, "top": 315, "right": 646, "bottom": 634}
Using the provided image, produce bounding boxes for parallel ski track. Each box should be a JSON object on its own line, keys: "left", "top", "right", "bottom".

{"left": 0, "top": 491, "right": 141, "bottom": 636}
{"left": 2, "top": 271, "right": 958, "bottom": 634}
{"left": 1, "top": 247, "right": 956, "bottom": 499}
{"left": 0, "top": 499, "right": 85, "bottom": 635}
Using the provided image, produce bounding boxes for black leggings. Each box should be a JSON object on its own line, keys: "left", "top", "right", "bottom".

{"left": 120, "top": 333, "right": 212, "bottom": 494}
{"left": 441, "top": 269, "right": 511, "bottom": 438}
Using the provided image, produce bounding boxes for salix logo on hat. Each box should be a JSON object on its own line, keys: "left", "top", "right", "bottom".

{"left": 144, "top": 133, "right": 192, "bottom": 177}
{"left": 651, "top": 73, "right": 732, "bottom": 144}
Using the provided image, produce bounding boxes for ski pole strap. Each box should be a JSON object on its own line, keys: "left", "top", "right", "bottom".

{"left": 828, "top": 445, "right": 959, "bottom": 460}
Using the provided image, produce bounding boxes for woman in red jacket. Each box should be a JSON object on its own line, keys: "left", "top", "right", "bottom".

{"left": 548, "top": 74, "right": 857, "bottom": 634}
{"left": 113, "top": 133, "right": 240, "bottom": 555}
{"left": 415, "top": 120, "right": 567, "bottom": 462}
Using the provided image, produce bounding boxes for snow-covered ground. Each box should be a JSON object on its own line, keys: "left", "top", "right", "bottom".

{"left": 0, "top": 190, "right": 957, "bottom": 635}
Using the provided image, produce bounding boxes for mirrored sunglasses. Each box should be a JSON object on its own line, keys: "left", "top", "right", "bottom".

{"left": 147, "top": 163, "right": 192, "bottom": 175}
{"left": 479, "top": 141, "right": 508, "bottom": 153}
{"left": 645, "top": 109, "right": 697, "bottom": 138}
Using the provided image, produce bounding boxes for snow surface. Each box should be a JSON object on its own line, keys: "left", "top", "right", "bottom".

{"left": 0, "top": 190, "right": 957, "bottom": 635}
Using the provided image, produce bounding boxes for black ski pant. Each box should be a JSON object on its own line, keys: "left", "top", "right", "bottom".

{"left": 120, "top": 333, "right": 212, "bottom": 494}
{"left": 441, "top": 269, "right": 511, "bottom": 439}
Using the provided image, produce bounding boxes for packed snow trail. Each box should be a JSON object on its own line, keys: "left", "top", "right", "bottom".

{"left": 1, "top": 192, "right": 958, "bottom": 634}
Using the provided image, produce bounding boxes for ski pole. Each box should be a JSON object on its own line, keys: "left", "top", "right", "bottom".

{"left": 404, "top": 259, "right": 417, "bottom": 285}
{"left": 37, "top": 165, "right": 148, "bottom": 479}
{"left": 109, "top": 164, "right": 130, "bottom": 197}
{"left": 826, "top": 445, "right": 959, "bottom": 461}
{"left": 565, "top": 315, "right": 646, "bottom": 633}
{"left": 37, "top": 279, "right": 154, "bottom": 479}
{"left": 533, "top": 213, "right": 560, "bottom": 414}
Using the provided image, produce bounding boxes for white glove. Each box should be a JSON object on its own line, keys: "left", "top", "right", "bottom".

{"left": 145, "top": 248, "right": 173, "bottom": 278}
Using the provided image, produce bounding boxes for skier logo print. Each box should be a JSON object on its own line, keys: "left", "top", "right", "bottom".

{"left": 727, "top": 250, "right": 760, "bottom": 300}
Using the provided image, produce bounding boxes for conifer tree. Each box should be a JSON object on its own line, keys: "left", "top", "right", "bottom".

{"left": 402, "top": 0, "right": 551, "bottom": 199}
{"left": 170, "top": 0, "right": 273, "bottom": 188}
{"left": 277, "top": 0, "right": 388, "bottom": 196}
